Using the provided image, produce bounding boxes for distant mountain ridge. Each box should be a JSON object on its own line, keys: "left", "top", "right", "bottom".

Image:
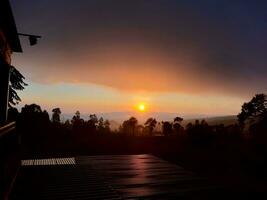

{"left": 61, "top": 112, "right": 237, "bottom": 130}
{"left": 61, "top": 111, "right": 212, "bottom": 123}
{"left": 182, "top": 115, "right": 237, "bottom": 126}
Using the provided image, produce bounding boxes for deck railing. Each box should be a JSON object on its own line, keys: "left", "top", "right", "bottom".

{"left": 0, "top": 122, "right": 16, "bottom": 139}
{"left": 0, "top": 122, "right": 20, "bottom": 200}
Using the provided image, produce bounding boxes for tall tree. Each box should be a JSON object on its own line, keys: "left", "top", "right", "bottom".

{"left": 72, "top": 111, "right": 84, "bottom": 129}
{"left": 17, "top": 104, "right": 50, "bottom": 137}
{"left": 98, "top": 117, "right": 104, "bottom": 132}
{"left": 89, "top": 114, "right": 98, "bottom": 124}
{"left": 128, "top": 117, "right": 138, "bottom": 136}
{"left": 162, "top": 121, "right": 172, "bottom": 136}
{"left": 104, "top": 119, "right": 111, "bottom": 133}
{"left": 145, "top": 118, "right": 157, "bottom": 136}
{"left": 122, "top": 117, "right": 138, "bottom": 135}
{"left": 238, "top": 94, "right": 267, "bottom": 138}
{"left": 52, "top": 108, "right": 61, "bottom": 123}
{"left": 173, "top": 116, "right": 184, "bottom": 135}
{"left": 9, "top": 66, "right": 27, "bottom": 107}
{"left": 238, "top": 94, "right": 267, "bottom": 128}
{"left": 87, "top": 114, "right": 98, "bottom": 133}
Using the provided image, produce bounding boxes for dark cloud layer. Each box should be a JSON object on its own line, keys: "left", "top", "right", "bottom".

{"left": 11, "top": 0, "right": 267, "bottom": 97}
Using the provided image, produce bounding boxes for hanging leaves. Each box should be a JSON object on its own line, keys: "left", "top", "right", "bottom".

{"left": 9, "top": 65, "right": 28, "bottom": 107}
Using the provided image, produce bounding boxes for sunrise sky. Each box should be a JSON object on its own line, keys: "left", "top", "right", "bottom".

{"left": 10, "top": 0, "right": 267, "bottom": 116}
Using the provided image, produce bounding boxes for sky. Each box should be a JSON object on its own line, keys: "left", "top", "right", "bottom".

{"left": 9, "top": 0, "right": 267, "bottom": 117}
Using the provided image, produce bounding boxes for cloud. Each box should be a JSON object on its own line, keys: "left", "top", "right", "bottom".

{"left": 12, "top": 0, "right": 267, "bottom": 97}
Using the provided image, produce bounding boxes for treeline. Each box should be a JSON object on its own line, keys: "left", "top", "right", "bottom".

{"left": 7, "top": 93, "right": 267, "bottom": 143}
{"left": 8, "top": 104, "right": 239, "bottom": 138}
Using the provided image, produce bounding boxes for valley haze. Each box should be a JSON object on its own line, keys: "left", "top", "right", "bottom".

{"left": 60, "top": 112, "right": 237, "bottom": 130}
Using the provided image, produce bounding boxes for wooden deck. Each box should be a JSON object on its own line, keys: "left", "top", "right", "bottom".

{"left": 10, "top": 154, "right": 224, "bottom": 199}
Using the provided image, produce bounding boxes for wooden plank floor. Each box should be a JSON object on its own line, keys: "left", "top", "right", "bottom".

{"left": 10, "top": 158, "right": 122, "bottom": 200}
{"left": 76, "top": 155, "right": 223, "bottom": 199}
{"left": 10, "top": 155, "right": 225, "bottom": 199}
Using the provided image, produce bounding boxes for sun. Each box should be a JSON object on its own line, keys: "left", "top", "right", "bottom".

{"left": 138, "top": 103, "right": 146, "bottom": 112}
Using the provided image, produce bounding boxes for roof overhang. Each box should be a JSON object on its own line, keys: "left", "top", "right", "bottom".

{"left": 0, "top": 0, "right": 22, "bottom": 52}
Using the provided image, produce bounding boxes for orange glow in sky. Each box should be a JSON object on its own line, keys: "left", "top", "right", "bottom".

{"left": 11, "top": 0, "right": 267, "bottom": 118}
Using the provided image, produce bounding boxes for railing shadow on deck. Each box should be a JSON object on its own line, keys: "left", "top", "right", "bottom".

{"left": 0, "top": 122, "right": 20, "bottom": 200}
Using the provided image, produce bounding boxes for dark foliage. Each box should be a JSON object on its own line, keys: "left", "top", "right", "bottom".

{"left": 16, "top": 104, "right": 50, "bottom": 152}
{"left": 7, "top": 107, "right": 19, "bottom": 122}
{"left": 52, "top": 108, "right": 61, "bottom": 124}
{"left": 144, "top": 118, "right": 157, "bottom": 136}
{"left": 186, "top": 120, "right": 213, "bottom": 144}
{"left": 121, "top": 117, "right": 138, "bottom": 136}
{"left": 162, "top": 121, "right": 173, "bottom": 136}
{"left": 173, "top": 117, "right": 184, "bottom": 135}
{"left": 238, "top": 94, "right": 267, "bottom": 125}
{"left": 71, "top": 111, "right": 84, "bottom": 130}
{"left": 238, "top": 94, "right": 267, "bottom": 140}
{"left": 87, "top": 114, "right": 98, "bottom": 133}
{"left": 9, "top": 66, "right": 28, "bottom": 107}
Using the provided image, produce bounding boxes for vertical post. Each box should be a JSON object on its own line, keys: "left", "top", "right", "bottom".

{"left": 0, "top": 61, "right": 10, "bottom": 124}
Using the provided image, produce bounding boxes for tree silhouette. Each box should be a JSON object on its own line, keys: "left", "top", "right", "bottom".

{"left": 122, "top": 117, "right": 138, "bottom": 136}
{"left": 43, "top": 110, "right": 50, "bottom": 123}
{"left": 7, "top": 107, "right": 19, "bottom": 122}
{"left": 186, "top": 119, "right": 214, "bottom": 145}
{"left": 186, "top": 122, "right": 193, "bottom": 130}
{"left": 89, "top": 114, "right": 98, "bottom": 123}
{"left": 64, "top": 119, "right": 71, "bottom": 129}
{"left": 9, "top": 66, "right": 28, "bottom": 107}
{"left": 52, "top": 108, "right": 61, "bottom": 124}
{"left": 162, "top": 121, "right": 172, "bottom": 136}
{"left": 72, "top": 111, "right": 81, "bottom": 123}
{"left": 87, "top": 114, "right": 98, "bottom": 133}
{"left": 145, "top": 118, "right": 157, "bottom": 136}
{"left": 104, "top": 119, "right": 111, "bottom": 133}
{"left": 137, "top": 124, "right": 145, "bottom": 135}
{"left": 238, "top": 94, "right": 267, "bottom": 128}
{"left": 128, "top": 117, "right": 138, "bottom": 136}
{"left": 238, "top": 94, "right": 267, "bottom": 139}
{"left": 71, "top": 111, "right": 84, "bottom": 129}
{"left": 98, "top": 117, "right": 104, "bottom": 132}
{"left": 75, "top": 111, "right": 81, "bottom": 119}
{"left": 173, "top": 117, "right": 184, "bottom": 135}
{"left": 174, "top": 117, "right": 183, "bottom": 123}
{"left": 21, "top": 104, "right": 42, "bottom": 114}
{"left": 17, "top": 104, "right": 50, "bottom": 139}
